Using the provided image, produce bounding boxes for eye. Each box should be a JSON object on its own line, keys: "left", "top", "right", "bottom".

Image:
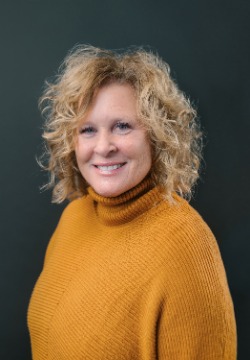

{"left": 79, "top": 126, "right": 96, "bottom": 137}
{"left": 114, "top": 121, "right": 131, "bottom": 133}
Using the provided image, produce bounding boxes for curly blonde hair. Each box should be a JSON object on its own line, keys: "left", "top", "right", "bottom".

{"left": 40, "top": 45, "right": 202, "bottom": 203}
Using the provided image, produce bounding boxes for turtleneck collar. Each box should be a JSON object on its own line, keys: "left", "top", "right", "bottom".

{"left": 87, "top": 177, "right": 164, "bottom": 226}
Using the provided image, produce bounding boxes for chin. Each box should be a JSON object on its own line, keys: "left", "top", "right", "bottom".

{"left": 92, "top": 184, "right": 128, "bottom": 198}
{"left": 95, "top": 189, "right": 123, "bottom": 197}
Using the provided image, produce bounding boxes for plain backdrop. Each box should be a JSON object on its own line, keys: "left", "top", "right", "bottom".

{"left": 0, "top": 0, "right": 249, "bottom": 359}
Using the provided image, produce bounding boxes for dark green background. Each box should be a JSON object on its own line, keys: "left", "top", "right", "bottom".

{"left": 0, "top": 0, "right": 249, "bottom": 358}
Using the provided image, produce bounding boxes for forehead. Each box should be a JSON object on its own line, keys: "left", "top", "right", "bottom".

{"left": 94, "top": 82, "right": 136, "bottom": 103}
{"left": 85, "top": 82, "right": 138, "bottom": 119}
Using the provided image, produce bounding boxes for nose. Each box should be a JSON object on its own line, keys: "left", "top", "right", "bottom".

{"left": 94, "top": 131, "right": 117, "bottom": 157}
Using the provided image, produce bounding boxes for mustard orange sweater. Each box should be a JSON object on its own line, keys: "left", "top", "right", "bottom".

{"left": 28, "top": 179, "right": 236, "bottom": 359}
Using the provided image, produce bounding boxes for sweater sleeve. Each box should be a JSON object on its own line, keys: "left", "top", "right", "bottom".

{"left": 155, "top": 224, "right": 237, "bottom": 359}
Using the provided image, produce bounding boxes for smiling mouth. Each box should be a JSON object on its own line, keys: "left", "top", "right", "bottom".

{"left": 95, "top": 163, "right": 126, "bottom": 171}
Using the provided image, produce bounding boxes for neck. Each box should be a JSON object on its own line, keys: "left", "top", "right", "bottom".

{"left": 87, "top": 178, "right": 163, "bottom": 226}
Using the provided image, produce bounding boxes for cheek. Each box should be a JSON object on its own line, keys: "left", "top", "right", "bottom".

{"left": 127, "top": 137, "right": 152, "bottom": 168}
{"left": 139, "top": 136, "right": 152, "bottom": 163}
{"left": 75, "top": 141, "right": 91, "bottom": 164}
{"left": 74, "top": 146, "right": 82, "bottom": 165}
{"left": 142, "top": 144, "right": 152, "bottom": 170}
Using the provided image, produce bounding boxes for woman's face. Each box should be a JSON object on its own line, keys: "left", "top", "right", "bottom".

{"left": 75, "top": 82, "right": 152, "bottom": 197}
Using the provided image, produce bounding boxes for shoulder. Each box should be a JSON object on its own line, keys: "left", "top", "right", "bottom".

{"left": 148, "top": 193, "right": 216, "bottom": 247}
{"left": 43, "top": 195, "right": 92, "bottom": 264}
{"left": 59, "top": 194, "right": 93, "bottom": 223}
{"left": 146, "top": 193, "right": 226, "bottom": 276}
{"left": 49, "top": 195, "right": 94, "bottom": 241}
{"left": 147, "top": 196, "right": 233, "bottom": 309}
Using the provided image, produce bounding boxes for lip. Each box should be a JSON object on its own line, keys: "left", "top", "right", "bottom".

{"left": 93, "top": 162, "right": 127, "bottom": 166}
{"left": 92, "top": 162, "right": 127, "bottom": 174}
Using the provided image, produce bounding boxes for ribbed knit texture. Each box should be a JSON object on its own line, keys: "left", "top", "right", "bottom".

{"left": 28, "top": 179, "right": 236, "bottom": 359}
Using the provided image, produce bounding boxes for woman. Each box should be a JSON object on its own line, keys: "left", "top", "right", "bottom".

{"left": 28, "top": 45, "right": 237, "bottom": 359}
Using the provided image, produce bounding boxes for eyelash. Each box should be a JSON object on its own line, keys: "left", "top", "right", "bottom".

{"left": 115, "top": 122, "right": 131, "bottom": 131}
{"left": 79, "top": 121, "right": 132, "bottom": 136}
{"left": 79, "top": 126, "right": 95, "bottom": 134}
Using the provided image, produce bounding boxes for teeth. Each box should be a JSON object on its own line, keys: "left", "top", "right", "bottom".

{"left": 96, "top": 164, "right": 124, "bottom": 171}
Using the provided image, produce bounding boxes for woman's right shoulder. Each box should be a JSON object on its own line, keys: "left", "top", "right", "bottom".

{"left": 43, "top": 195, "right": 91, "bottom": 264}
{"left": 60, "top": 194, "right": 91, "bottom": 220}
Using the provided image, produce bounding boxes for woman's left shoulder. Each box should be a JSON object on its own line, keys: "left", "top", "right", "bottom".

{"left": 149, "top": 193, "right": 222, "bottom": 262}
{"left": 153, "top": 193, "right": 214, "bottom": 237}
